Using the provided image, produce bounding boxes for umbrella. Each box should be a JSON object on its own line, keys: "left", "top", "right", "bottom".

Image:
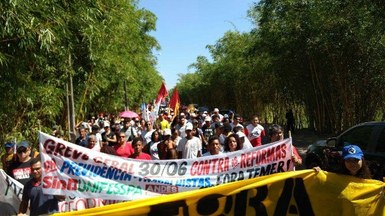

{"left": 119, "top": 110, "right": 139, "bottom": 119}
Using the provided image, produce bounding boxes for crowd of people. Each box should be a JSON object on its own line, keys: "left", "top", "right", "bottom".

{"left": 64, "top": 108, "right": 302, "bottom": 166}
{"left": 1, "top": 107, "right": 376, "bottom": 215}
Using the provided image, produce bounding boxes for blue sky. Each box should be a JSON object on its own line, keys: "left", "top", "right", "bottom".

{"left": 139, "top": 0, "right": 257, "bottom": 89}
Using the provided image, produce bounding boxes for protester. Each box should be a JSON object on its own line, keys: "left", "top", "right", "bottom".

{"left": 223, "top": 133, "right": 241, "bottom": 153}
{"left": 222, "top": 122, "right": 233, "bottom": 137}
{"left": 120, "top": 119, "right": 132, "bottom": 140}
{"left": 213, "top": 122, "right": 226, "bottom": 150}
{"left": 75, "top": 127, "right": 88, "bottom": 147}
{"left": 210, "top": 114, "right": 221, "bottom": 128}
{"left": 146, "top": 130, "right": 162, "bottom": 160}
{"left": 90, "top": 125, "right": 103, "bottom": 151}
{"left": 18, "top": 156, "right": 64, "bottom": 216}
{"left": 175, "top": 113, "right": 187, "bottom": 138}
{"left": 236, "top": 131, "right": 253, "bottom": 150}
{"left": 177, "top": 122, "right": 202, "bottom": 159}
{"left": 87, "top": 135, "right": 97, "bottom": 150}
{"left": 230, "top": 114, "right": 244, "bottom": 130}
{"left": 269, "top": 124, "right": 302, "bottom": 168}
{"left": 313, "top": 144, "right": 372, "bottom": 179}
{"left": 192, "top": 119, "right": 204, "bottom": 140}
{"left": 157, "top": 113, "right": 170, "bottom": 132}
{"left": 201, "top": 116, "right": 214, "bottom": 154}
{"left": 245, "top": 115, "right": 265, "bottom": 147}
{"left": 129, "top": 137, "right": 151, "bottom": 160}
{"left": 211, "top": 108, "right": 223, "bottom": 121}
{"left": 202, "top": 135, "right": 222, "bottom": 156}
{"left": 158, "top": 129, "right": 177, "bottom": 160}
{"left": 114, "top": 132, "right": 134, "bottom": 158}
{"left": 1, "top": 141, "right": 15, "bottom": 172}
{"left": 101, "top": 121, "right": 117, "bottom": 146}
{"left": 285, "top": 109, "right": 295, "bottom": 133}
{"left": 171, "top": 128, "right": 181, "bottom": 147}
{"left": 7, "top": 141, "right": 39, "bottom": 185}
{"left": 142, "top": 121, "right": 155, "bottom": 146}
{"left": 126, "top": 118, "right": 140, "bottom": 141}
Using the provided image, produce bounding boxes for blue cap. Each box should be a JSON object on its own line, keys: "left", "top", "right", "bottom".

{"left": 17, "top": 141, "right": 30, "bottom": 149}
{"left": 4, "top": 142, "right": 14, "bottom": 148}
{"left": 342, "top": 145, "right": 363, "bottom": 160}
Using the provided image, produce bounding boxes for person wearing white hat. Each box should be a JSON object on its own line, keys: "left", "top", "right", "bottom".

{"left": 201, "top": 116, "right": 214, "bottom": 154}
{"left": 236, "top": 131, "right": 253, "bottom": 150}
{"left": 157, "top": 129, "right": 177, "bottom": 160}
{"left": 177, "top": 123, "right": 202, "bottom": 159}
{"left": 211, "top": 108, "right": 223, "bottom": 121}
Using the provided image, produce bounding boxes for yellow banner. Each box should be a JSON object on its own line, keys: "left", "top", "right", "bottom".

{"left": 54, "top": 170, "right": 385, "bottom": 216}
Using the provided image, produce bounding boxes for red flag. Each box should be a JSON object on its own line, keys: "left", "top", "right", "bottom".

{"left": 169, "top": 87, "right": 181, "bottom": 116}
{"left": 156, "top": 82, "right": 168, "bottom": 103}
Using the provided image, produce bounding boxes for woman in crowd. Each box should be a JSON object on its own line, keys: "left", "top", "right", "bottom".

{"left": 314, "top": 144, "right": 371, "bottom": 179}
{"left": 223, "top": 133, "right": 241, "bottom": 153}
{"left": 114, "top": 132, "right": 134, "bottom": 158}
{"left": 269, "top": 124, "right": 302, "bottom": 168}
{"left": 145, "top": 129, "right": 162, "bottom": 160}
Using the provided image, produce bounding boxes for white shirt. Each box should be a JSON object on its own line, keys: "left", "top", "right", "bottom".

{"left": 177, "top": 136, "right": 202, "bottom": 159}
{"left": 149, "top": 141, "right": 161, "bottom": 159}
{"left": 143, "top": 129, "right": 155, "bottom": 145}
{"left": 246, "top": 124, "right": 264, "bottom": 141}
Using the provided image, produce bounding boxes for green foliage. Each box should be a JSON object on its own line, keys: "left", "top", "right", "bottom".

{"left": 178, "top": 0, "right": 385, "bottom": 133}
{"left": 0, "top": 0, "right": 162, "bottom": 145}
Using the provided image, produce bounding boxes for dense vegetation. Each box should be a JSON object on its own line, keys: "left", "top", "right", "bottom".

{"left": 1, "top": 0, "right": 385, "bottom": 145}
{"left": 178, "top": 0, "right": 385, "bottom": 133}
{"left": 0, "top": 0, "right": 163, "bottom": 144}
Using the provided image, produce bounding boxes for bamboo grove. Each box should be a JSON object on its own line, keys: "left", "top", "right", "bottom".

{"left": 0, "top": 0, "right": 163, "bottom": 144}
{"left": 177, "top": 0, "right": 385, "bottom": 134}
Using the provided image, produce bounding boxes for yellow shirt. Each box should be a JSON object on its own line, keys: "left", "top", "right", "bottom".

{"left": 160, "top": 119, "right": 170, "bottom": 131}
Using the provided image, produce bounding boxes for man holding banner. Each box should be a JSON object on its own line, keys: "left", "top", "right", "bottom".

{"left": 18, "top": 156, "right": 64, "bottom": 216}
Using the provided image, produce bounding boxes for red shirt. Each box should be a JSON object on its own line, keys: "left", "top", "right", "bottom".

{"left": 129, "top": 153, "right": 152, "bottom": 160}
{"left": 114, "top": 142, "right": 134, "bottom": 158}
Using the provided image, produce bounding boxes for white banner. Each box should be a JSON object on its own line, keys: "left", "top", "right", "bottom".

{"left": 39, "top": 132, "right": 294, "bottom": 200}
{"left": 0, "top": 169, "right": 23, "bottom": 213}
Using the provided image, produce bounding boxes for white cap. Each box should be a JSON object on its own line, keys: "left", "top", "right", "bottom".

{"left": 202, "top": 113, "right": 207, "bottom": 118}
{"left": 236, "top": 131, "right": 246, "bottom": 138}
{"left": 214, "top": 108, "right": 219, "bottom": 112}
{"left": 163, "top": 129, "right": 171, "bottom": 136}
{"left": 185, "top": 122, "right": 193, "bottom": 131}
{"left": 204, "top": 116, "right": 212, "bottom": 122}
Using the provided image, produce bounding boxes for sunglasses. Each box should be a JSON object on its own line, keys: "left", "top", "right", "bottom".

{"left": 17, "top": 148, "right": 28, "bottom": 154}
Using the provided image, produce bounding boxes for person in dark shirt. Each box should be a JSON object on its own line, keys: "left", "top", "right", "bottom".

{"left": 7, "top": 141, "right": 38, "bottom": 185}
{"left": 75, "top": 127, "right": 88, "bottom": 147}
{"left": 19, "top": 156, "right": 64, "bottom": 216}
